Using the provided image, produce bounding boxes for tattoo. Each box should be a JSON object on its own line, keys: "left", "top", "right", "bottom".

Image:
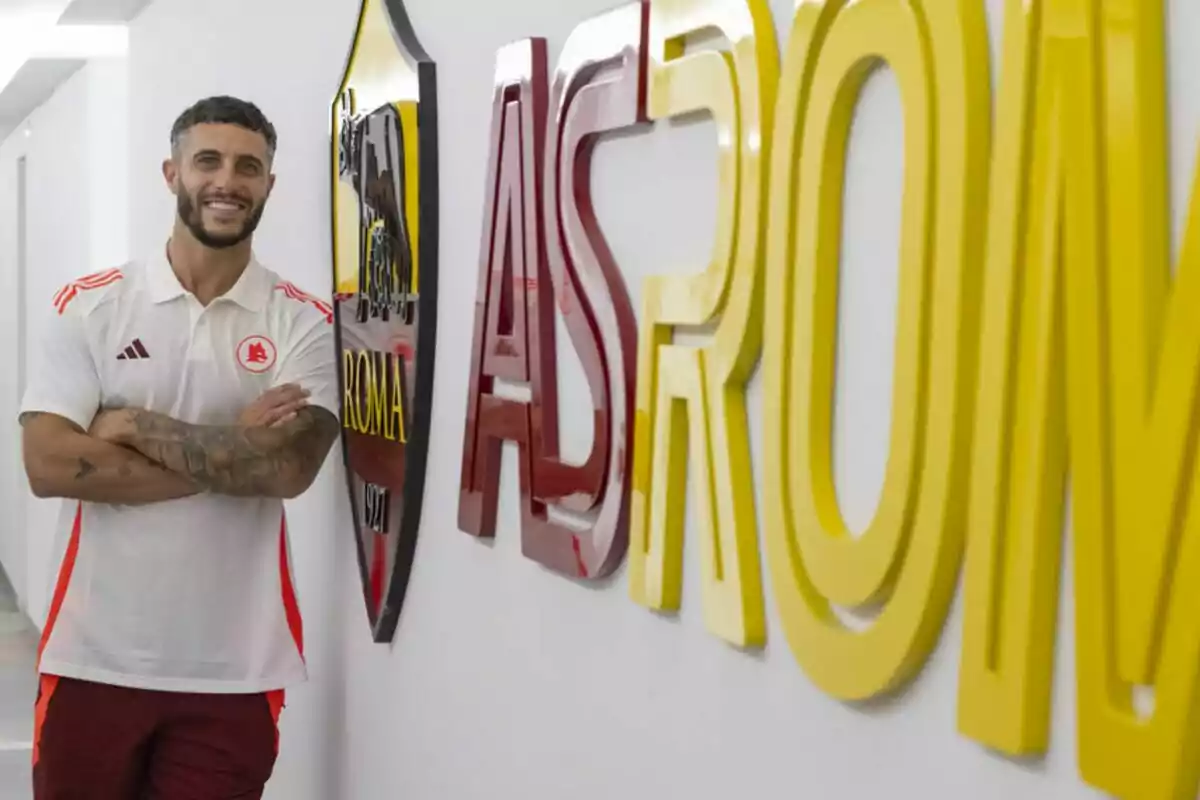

{"left": 19, "top": 412, "right": 44, "bottom": 427}
{"left": 75, "top": 458, "right": 96, "bottom": 480}
{"left": 126, "top": 407, "right": 339, "bottom": 497}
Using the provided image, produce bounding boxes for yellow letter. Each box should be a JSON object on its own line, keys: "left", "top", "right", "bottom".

{"left": 957, "top": 0, "right": 1200, "bottom": 796}
{"left": 762, "top": 0, "right": 989, "bottom": 699}
{"left": 956, "top": 0, "right": 1073, "bottom": 756}
{"left": 377, "top": 352, "right": 395, "bottom": 441}
{"left": 343, "top": 349, "right": 360, "bottom": 432}
{"left": 357, "top": 350, "right": 373, "bottom": 435}
{"left": 369, "top": 352, "right": 389, "bottom": 437}
{"left": 627, "top": 0, "right": 778, "bottom": 647}
{"left": 392, "top": 353, "right": 408, "bottom": 443}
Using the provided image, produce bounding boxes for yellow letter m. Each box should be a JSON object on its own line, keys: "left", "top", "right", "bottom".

{"left": 958, "top": 1, "right": 1200, "bottom": 798}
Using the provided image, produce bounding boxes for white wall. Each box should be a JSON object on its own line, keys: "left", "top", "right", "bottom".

{"left": 326, "top": 2, "right": 1199, "bottom": 797}
{"left": 0, "top": 116, "right": 26, "bottom": 605}
{"left": 2, "top": 0, "right": 1199, "bottom": 798}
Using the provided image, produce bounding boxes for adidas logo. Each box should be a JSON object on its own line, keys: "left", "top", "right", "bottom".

{"left": 116, "top": 339, "right": 151, "bottom": 361}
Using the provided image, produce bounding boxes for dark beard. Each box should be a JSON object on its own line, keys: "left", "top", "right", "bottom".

{"left": 177, "top": 191, "right": 265, "bottom": 250}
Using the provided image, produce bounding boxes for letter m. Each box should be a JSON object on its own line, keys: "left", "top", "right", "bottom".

{"left": 457, "top": 5, "right": 646, "bottom": 579}
{"left": 957, "top": 1, "right": 1200, "bottom": 797}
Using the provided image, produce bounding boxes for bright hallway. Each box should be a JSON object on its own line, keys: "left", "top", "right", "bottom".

{"left": 2, "top": 0, "right": 1200, "bottom": 798}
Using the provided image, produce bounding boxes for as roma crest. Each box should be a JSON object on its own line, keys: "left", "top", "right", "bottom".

{"left": 330, "top": 0, "right": 438, "bottom": 643}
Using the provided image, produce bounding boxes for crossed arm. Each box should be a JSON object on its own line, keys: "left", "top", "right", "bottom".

{"left": 21, "top": 411, "right": 202, "bottom": 505}
{"left": 22, "top": 391, "right": 339, "bottom": 504}
{"left": 99, "top": 405, "right": 340, "bottom": 499}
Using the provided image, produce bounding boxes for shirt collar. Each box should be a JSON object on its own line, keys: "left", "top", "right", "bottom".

{"left": 149, "top": 240, "right": 272, "bottom": 312}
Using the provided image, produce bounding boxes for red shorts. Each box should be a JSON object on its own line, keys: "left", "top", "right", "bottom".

{"left": 32, "top": 674, "right": 285, "bottom": 799}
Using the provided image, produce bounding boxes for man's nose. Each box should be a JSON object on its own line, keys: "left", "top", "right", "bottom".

{"left": 211, "top": 162, "right": 238, "bottom": 191}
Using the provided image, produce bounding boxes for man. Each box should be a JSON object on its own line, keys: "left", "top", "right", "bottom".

{"left": 18, "top": 95, "right": 340, "bottom": 798}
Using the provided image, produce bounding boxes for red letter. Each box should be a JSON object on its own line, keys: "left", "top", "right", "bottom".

{"left": 459, "top": 2, "right": 646, "bottom": 579}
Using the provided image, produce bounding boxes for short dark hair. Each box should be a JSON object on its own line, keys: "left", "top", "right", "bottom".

{"left": 170, "top": 95, "right": 277, "bottom": 161}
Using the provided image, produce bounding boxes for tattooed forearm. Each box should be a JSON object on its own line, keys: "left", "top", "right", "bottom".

{"left": 20, "top": 411, "right": 200, "bottom": 505}
{"left": 122, "top": 407, "right": 339, "bottom": 498}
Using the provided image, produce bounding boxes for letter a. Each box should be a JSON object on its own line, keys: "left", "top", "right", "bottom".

{"left": 458, "top": 3, "right": 646, "bottom": 580}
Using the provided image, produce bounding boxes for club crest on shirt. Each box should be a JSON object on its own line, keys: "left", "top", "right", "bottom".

{"left": 236, "top": 335, "right": 277, "bottom": 373}
{"left": 330, "top": 0, "right": 439, "bottom": 643}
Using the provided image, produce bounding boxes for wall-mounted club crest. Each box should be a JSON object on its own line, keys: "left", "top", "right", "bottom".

{"left": 330, "top": 0, "right": 438, "bottom": 643}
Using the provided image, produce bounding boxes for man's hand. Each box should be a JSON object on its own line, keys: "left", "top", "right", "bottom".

{"left": 239, "top": 384, "right": 311, "bottom": 428}
{"left": 89, "top": 408, "right": 135, "bottom": 446}
{"left": 90, "top": 384, "right": 312, "bottom": 447}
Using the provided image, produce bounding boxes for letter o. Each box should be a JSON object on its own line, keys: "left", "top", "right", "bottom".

{"left": 763, "top": 0, "right": 988, "bottom": 699}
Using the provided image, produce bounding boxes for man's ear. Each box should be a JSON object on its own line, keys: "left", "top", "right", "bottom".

{"left": 267, "top": 173, "right": 276, "bottom": 197}
{"left": 161, "top": 158, "right": 178, "bottom": 194}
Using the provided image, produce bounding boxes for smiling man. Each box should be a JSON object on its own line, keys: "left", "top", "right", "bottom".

{"left": 17, "top": 96, "right": 340, "bottom": 799}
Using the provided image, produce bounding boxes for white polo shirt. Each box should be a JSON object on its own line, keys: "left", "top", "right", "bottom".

{"left": 19, "top": 248, "right": 339, "bottom": 694}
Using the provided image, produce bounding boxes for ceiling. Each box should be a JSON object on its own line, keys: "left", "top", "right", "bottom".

{"left": 0, "top": 0, "right": 151, "bottom": 141}
{"left": 57, "top": 0, "right": 149, "bottom": 22}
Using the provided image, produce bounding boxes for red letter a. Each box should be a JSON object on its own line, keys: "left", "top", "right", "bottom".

{"left": 458, "top": 3, "right": 646, "bottom": 579}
